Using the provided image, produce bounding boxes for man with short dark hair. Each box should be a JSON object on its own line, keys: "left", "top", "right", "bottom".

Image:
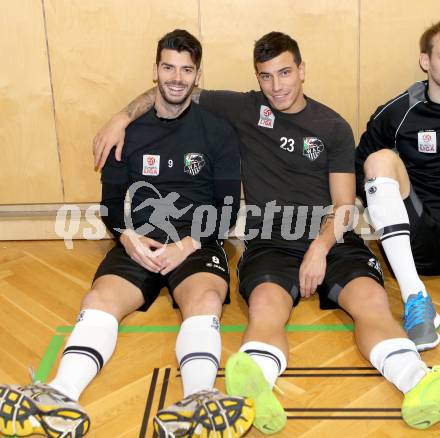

{"left": 0, "top": 30, "right": 254, "bottom": 438}
{"left": 93, "top": 31, "right": 440, "bottom": 434}
{"left": 355, "top": 21, "right": 440, "bottom": 352}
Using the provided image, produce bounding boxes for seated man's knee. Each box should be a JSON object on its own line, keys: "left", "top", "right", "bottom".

{"left": 249, "top": 287, "right": 273, "bottom": 314}
{"left": 81, "top": 288, "right": 123, "bottom": 321}
{"left": 364, "top": 149, "right": 400, "bottom": 178}
{"left": 349, "top": 284, "right": 391, "bottom": 319}
{"left": 370, "top": 285, "right": 391, "bottom": 310}
{"left": 197, "top": 288, "right": 225, "bottom": 310}
{"left": 248, "top": 283, "right": 292, "bottom": 322}
{"left": 179, "top": 287, "right": 225, "bottom": 317}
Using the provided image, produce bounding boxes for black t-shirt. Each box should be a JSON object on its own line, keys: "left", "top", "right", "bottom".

{"left": 199, "top": 90, "right": 355, "bottom": 242}
{"left": 100, "top": 104, "right": 241, "bottom": 244}
{"left": 356, "top": 80, "right": 440, "bottom": 222}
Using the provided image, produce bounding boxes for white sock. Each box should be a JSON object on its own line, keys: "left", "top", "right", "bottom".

{"left": 369, "top": 338, "right": 428, "bottom": 393}
{"left": 365, "top": 177, "right": 426, "bottom": 302}
{"left": 49, "top": 309, "right": 118, "bottom": 401}
{"left": 240, "top": 341, "right": 287, "bottom": 389}
{"left": 176, "top": 315, "right": 221, "bottom": 397}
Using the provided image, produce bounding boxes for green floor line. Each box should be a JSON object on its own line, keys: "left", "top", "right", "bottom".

{"left": 34, "top": 335, "right": 65, "bottom": 383}
{"left": 35, "top": 319, "right": 439, "bottom": 424}
{"left": 56, "top": 324, "right": 356, "bottom": 334}
{"left": 36, "top": 323, "right": 355, "bottom": 399}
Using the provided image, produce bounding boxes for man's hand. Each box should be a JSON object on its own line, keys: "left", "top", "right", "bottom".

{"left": 120, "top": 230, "right": 164, "bottom": 272}
{"left": 156, "top": 236, "right": 201, "bottom": 275}
{"left": 93, "top": 112, "right": 130, "bottom": 170}
{"left": 299, "top": 242, "right": 328, "bottom": 298}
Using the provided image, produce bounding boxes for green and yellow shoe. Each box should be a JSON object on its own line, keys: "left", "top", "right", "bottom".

{"left": 225, "top": 352, "right": 286, "bottom": 435}
{"left": 402, "top": 366, "right": 440, "bottom": 429}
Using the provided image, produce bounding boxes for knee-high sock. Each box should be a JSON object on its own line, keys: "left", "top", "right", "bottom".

{"left": 176, "top": 315, "right": 221, "bottom": 397}
{"left": 49, "top": 309, "right": 118, "bottom": 401}
{"left": 370, "top": 338, "right": 428, "bottom": 393}
{"left": 240, "top": 341, "right": 287, "bottom": 389}
{"left": 365, "top": 177, "right": 426, "bottom": 302}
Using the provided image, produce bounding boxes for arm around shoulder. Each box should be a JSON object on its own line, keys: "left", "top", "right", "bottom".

{"left": 93, "top": 87, "right": 157, "bottom": 170}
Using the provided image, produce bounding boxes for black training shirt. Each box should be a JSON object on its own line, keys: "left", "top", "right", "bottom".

{"left": 199, "top": 90, "right": 354, "bottom": 242}
{"left": 100, "top": 103, "right": 241, "bottom": 244}
{"left": 356, "top": 81, "right": 440, "bottom": 222}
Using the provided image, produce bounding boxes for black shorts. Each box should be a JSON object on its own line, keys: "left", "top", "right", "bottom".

{"left": 93, "top": 240, "right": 230, "bottom": 311}
{"left": 404, "top": 188, "right": 440, "bottom": 275}
{"left": 237, "top": 232, "right": 384, "bottom": 309}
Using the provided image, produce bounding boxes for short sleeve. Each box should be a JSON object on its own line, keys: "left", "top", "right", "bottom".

{"left": 328, "top": 119, "right": 355, "bottom": 173}
{"left": 199, "top": 90, "right": 248, "bottom": 126}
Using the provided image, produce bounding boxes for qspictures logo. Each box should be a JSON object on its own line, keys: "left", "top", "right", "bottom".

{"left": 54, "top": 183, "right": 383, "bottom": 249}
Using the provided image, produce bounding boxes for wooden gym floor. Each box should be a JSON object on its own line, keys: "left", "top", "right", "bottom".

{"left": 0, "top": 239, "right": 439, "bottom": 437}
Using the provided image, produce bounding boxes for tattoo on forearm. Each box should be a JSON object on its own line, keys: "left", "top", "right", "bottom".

{"left": 123, "top": 89, "right": 156, "bottom": 121}
{"left": 322, "top": 213, "right": 335, "bottom": 226}
{"left": 319, "top": 213, "right": 335, "bottom": 235}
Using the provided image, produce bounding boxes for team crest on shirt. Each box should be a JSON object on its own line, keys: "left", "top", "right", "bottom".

{"left": 142, "top": 154, "right": 160, "bottom": 176}
{"left": 303, "top": 137, "right": 325, "bottom": 161}
{"left": 418, "top": 130, "right": 437, "bottom": 153}
{"left": 258, "top": 105, "right": 275, "bottom": 129}
{"left": 184, "top": 153, "right": 205, "bottom": 175}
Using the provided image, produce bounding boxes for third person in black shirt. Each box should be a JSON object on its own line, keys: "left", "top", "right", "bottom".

{"left": 355, "top": 21, "right": 440, "bottom": 353}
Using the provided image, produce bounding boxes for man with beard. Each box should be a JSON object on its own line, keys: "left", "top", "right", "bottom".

{"left": 93, "top": 31, "right": 440, "bottom": 434}
{"left": 355, "top": 21, "right": 440, "bottom": 352}
{"left": 0, "top": 30, "right": 254, "bottom": 438}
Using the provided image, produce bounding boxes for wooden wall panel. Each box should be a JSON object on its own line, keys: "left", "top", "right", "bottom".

{"left": 200, "top": 0, "right": 359, "bottom": 135}
{"left": 0, "top": 2, "right": 63, "bottom": 204}
{"left": 45, "top": 0, "right": 199, "bottom": 202}
{"left": 359, "top": 0, "right": 440, "bottom": 136}
{"left": 3, "top": 1, "right": 440, "bottom": 209}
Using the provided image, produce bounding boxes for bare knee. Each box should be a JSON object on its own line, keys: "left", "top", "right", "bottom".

{"left": 178, "top": 287, "right": 225, "bottom": 319}
{"left": 342, "top": 283, "right": 391, "bottom": 321}
{"left": 248, "top": 284, "right": 292, "bottom": 326}
{"left": 248, "top": 288, "right": 276, "bottom": 316}
{"left": 364, "top": 149, "right": 401, "bottom": 180}
{"left": 81, "top": 289, "right": 125, "bottom": 322}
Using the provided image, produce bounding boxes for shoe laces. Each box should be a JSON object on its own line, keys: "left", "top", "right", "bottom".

{"left": 404, "top": 292, "right": 435, "bottom": 331}
{"left": 28, "top": 366, "right": 40, "bottom": 384}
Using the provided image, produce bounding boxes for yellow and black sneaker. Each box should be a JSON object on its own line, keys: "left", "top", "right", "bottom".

{"left": 153, "top": 388, "right": 255, "bottom": 437}
{"left": 0, "top": 383, "right": 90, "bottom": 437}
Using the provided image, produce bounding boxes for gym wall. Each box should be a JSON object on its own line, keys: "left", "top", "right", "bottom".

{"left": 0, "top": 0, "right": 438, "bottom": 237}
